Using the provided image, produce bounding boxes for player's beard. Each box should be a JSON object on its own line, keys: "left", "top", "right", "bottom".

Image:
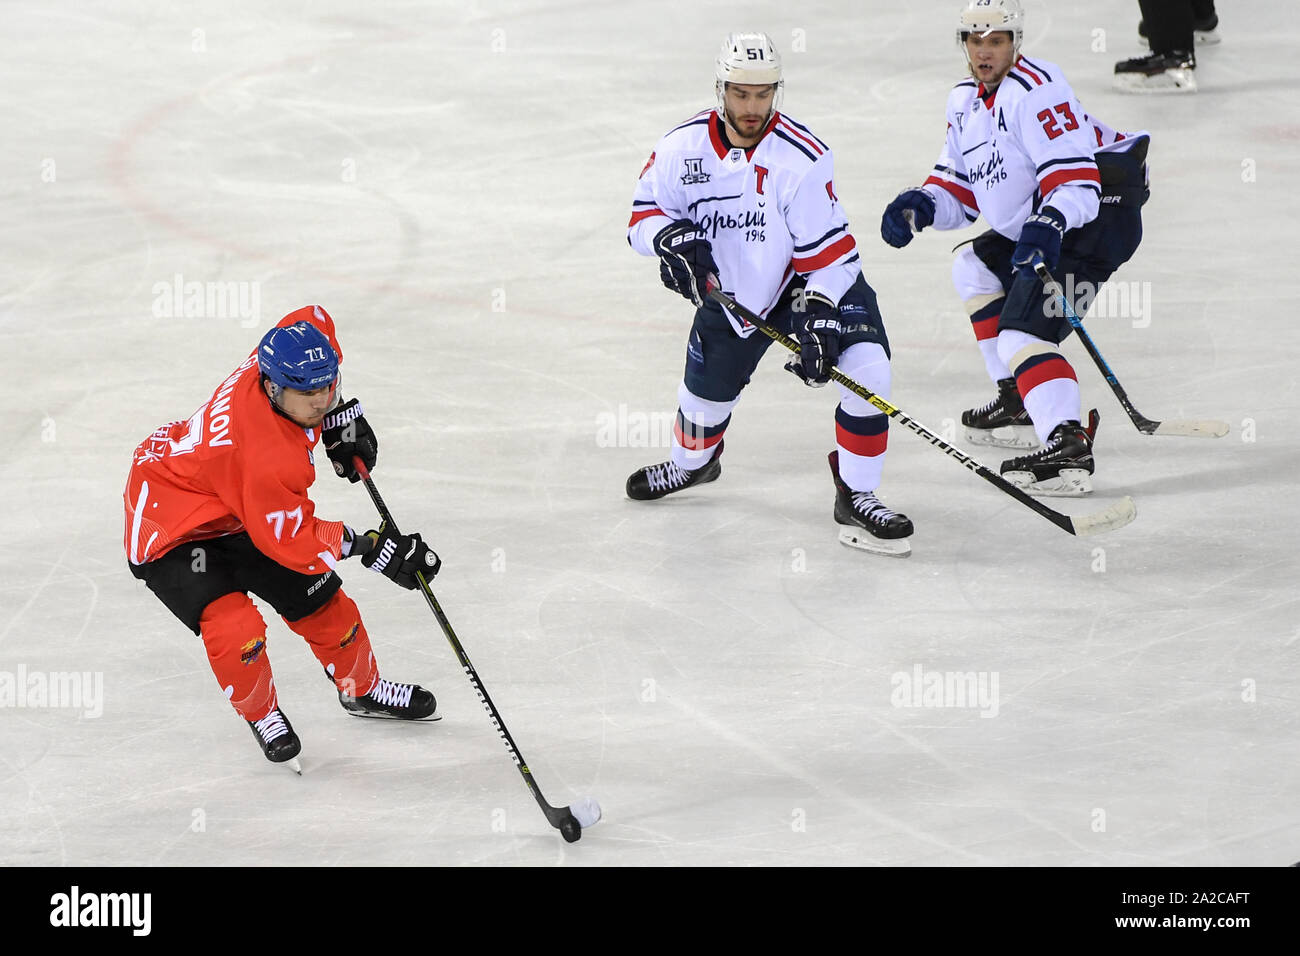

{"left": 725, "top": 107, "right": 768, "bottom": 142}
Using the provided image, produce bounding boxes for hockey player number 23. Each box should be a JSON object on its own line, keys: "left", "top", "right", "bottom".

{"left": 1037, "top": 102, "right": 1079, "bottom": 141}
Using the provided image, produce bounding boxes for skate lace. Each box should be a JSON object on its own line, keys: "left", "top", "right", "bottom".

{"left": 253, "top": 709, "right": 290, "bottom": 743}
{"left": 368, "top": 678, "right": 414, "bottom": 709}
{"left": 850, "top": 492, "right": 899, "bottom": 526}
{"left": 645, "top": 461, "right": 692, "bottom": 493}
{"left": 971, "top": 394, "right": 1001, "bottom": 417}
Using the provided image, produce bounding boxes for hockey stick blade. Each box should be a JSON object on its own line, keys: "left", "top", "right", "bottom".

{"left": 1068, "top": 494, "right": 1137, "bottom": 537}
{"left": 1032, "top": 262, "right": 1228, "bottom": 440}
{"left": 1151, "top": 419, "right": 1231, "bottom": 438}
{"left": 703, "top": 283, "right": 1135, "bottom": 538}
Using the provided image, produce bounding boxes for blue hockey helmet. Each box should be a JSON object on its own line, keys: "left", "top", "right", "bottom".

{"left": 257, "top": 321, "right": 339, "bottom": 396}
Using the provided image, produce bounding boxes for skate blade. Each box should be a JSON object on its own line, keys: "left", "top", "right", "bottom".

{"left": 344, "top": 708, "right": 442, "bottom": 721}
{"left": 1113, "top": 70, "right": 1197, "bottom": 94}
{"left": 837, "top": 526, "right": 911, "bottom": 557}
{"left": 964, "top": 425, "right": 1039, "bottom": 450}
{"left": 284, "top": 756, "right": 303, "bottom": 775}
{"left": 1003, "top": 468, "right": 1093, "bottom": 497}
{"left": 1152, "top": 418, "right": 1230, "bottom": 438}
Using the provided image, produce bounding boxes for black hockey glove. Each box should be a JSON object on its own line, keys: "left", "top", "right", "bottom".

{"left": 359, "top": 523, "right": 440, "bottom": 590}
{"left": 322, "top": 398, "right": 378, "bottom": 483}
{"left": 1011, "top": 206, "right": 1066, "bottom": 277}
{"left": 784, "top": 292, "right": 842, "bottom": 387}
{"left": 653, "top": 219, "right": 719, "bottom": 307}
{"left": 880, "top": 189, "right": 936, "bottom": 248}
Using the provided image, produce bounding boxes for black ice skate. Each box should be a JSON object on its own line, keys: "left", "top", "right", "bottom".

{"left": 829, "top": 450, "right": 914, "bottom": 557}
{"left": 626, "top": 441, "right": 723, "bottom": 501}
{"left": 960, "top": 377, "right": 1038, "bottom": 450}
{"left": 1000, "top": 411, "right": 1099, "bottom": 497}
{"left": 1114, "top": 50, "right": 1197, "bottom": 93}
{"left": 247, "top": 707, "right": 303, "bottom": 774}
{"left": 339, "top": 677, "right": 439, "bottom": 720}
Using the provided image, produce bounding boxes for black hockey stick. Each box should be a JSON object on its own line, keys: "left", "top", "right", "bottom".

{"left": 1034, "top": 262, "right": 1229, "bottom": 438}
{"left": 353, "top": 457, "right": 600, "bottom": 843}
{"left": 704, "top": 282, "right": 1136, "bottom": 537}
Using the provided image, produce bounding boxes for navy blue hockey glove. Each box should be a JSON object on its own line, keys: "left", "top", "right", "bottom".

{"left": 360, "top": 523, "right": 440, "bottom": 590}
{"left": 784, "top": 292, "right": 842, "bottom": 387}
{"left": 880, "top": 189, "right": 936, "bottom": 248}
{"left": 322, "top": 398, "right": 377, "bottom": 483}
{"left": 653, "top": 219, "right": 719, "bottom": 307}
{"left": 1011, "top": 206, "right": 1066, "bottom": 276}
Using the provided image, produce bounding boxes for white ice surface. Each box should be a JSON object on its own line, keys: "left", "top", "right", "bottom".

{"left": 1, "top": 1, "right": 1297, "bottom": 867}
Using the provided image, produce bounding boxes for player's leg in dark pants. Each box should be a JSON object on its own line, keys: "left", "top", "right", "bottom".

{"left": 970, "top": 145, "right": 1147, "bottom": 440}
{"left": 1138, "top": 0, "right": 1196, "bottom": 55}
{"left": 812, "top": 274, "right": 893, "bottom": 492}
{"left": 671, "top": 295, "right": 786, "bottom": 470}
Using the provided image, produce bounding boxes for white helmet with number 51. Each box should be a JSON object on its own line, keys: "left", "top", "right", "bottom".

{"left": 714, "top": 32, "right": 784, "bottom": 129}
{"left": 957, "top": 0, "right": 1024, "bottom": 57}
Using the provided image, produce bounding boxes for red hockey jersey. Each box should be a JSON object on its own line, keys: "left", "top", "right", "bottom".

{"left": 124, "top": 305, "right": 346, "bottom": 575}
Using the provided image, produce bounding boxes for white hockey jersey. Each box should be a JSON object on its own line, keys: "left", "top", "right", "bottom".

{"left": 922, "top": 56, "right": 1147, "bottom": 239}
{"left": 628, "top": 110, "right": 859, "bottom": 336}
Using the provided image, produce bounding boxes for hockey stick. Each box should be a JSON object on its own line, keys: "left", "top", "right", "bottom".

{"left": 352, "top": 457, "right": 601, "bottom": 843}
{"left": 703, "top": 282, "right": 1136, "bottom": 537}
{"left": 1033, "top": 262, "right": 1229, "bottom": 438}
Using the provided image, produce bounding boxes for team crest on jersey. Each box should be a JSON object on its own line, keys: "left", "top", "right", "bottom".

{"left": 681, "top": 158, "right": 711, "bottom": 185}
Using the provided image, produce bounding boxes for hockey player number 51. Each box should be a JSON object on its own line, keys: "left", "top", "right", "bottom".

{"left": 1037, "top": 102, "right": 1079, "bottom": 140}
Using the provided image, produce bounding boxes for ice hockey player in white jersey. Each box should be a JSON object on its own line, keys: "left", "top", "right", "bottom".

{"left": 625, "top": 32, "right": 912, "bottom": 556}
{"left": 880, "top": 0, "right": 1150, "bottom": 496}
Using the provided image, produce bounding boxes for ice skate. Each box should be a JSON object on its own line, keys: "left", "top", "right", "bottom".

{"left": 247, "top": 707, "right": 303, "bottom": 774}
{"left": 1114, "top": 51, "right": 1197, "bottom": 93}
{"left": 626, "top": 441, "right": 722, "bottom": 500}
{"left": 829, "top": 450, "right": 913, "bottom": 557}
{"left": 339, "top": 676, "right": 439, "bottom": 720}
{"left": 960, "top": 377, "right": 1038, "bottom": 450}
{"left": 1000, "top": 412, "right": 1098, "bottom": 497}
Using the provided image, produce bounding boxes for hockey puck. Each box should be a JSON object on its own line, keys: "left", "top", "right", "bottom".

{"left": 559, "top": 818, "right": 582, "bottom": 843}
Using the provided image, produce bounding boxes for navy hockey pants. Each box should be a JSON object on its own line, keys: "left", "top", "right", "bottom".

{"left": 682, "top": 272, "right": 891, "bottom": 403}
{"left": 973, "top": 137, "right": 1149, "bottom": 344}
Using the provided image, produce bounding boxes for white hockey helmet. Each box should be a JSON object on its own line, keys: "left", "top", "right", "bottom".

{"left": 957, "top": 0, "right": 1024, "bottom": 58}
{"left": 714, "top": 32, "right": 784, "bottom": 129}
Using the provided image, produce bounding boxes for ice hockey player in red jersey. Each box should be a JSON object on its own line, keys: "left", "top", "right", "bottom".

{"left": 881, "top": 0, "right": 1149, "bottom": 496}
{"left": 124, "top": 306, "right": 441, "bottom": 772}
{"left": 626, "top": 31, "right": 913, "bottom": 556}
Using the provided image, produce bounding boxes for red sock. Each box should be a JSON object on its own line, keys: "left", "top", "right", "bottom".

{"left": 199, "top": 592, "right": 277, "bottom": 721}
